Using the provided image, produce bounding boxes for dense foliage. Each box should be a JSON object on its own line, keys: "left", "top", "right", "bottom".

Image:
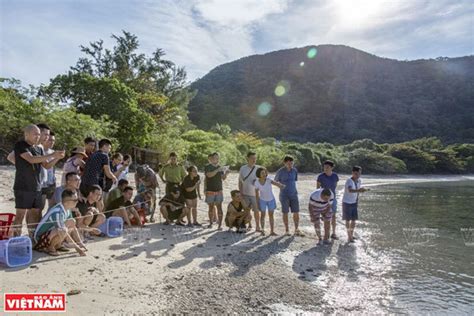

{"left": 189, "top": 45, "right": 474, "bottom": 144}
{"left": 1, "top": 35, "right": 473, "bottom": 174}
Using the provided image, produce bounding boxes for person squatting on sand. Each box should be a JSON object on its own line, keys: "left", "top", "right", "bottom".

{"left": 34, "top": 189, "right": 86, "bottom": 257}
{"left": 104, "top": 186, "right": 142, "bottom": 227}
{"left": 225, "top": 190, "right": 251, "bottom": 233}
{"left": 159, "top": 185, "right": 189, "bottom": 225}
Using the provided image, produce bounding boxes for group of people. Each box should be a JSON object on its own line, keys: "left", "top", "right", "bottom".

{"left": 8, "top": 123, "right": 368, "bottom": 257}
{"left": 159, "top": 151, "right": 368, "bottom": 244}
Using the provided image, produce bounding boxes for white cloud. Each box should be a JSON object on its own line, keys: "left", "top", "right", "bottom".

{"left": 0, "top": 0, "right": 472, "bottom": 86}
{"left": 193, "top": 0, "right": 289, "bottom": 26}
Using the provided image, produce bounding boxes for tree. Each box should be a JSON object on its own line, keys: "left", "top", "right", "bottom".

{"left": 42, "top": 73, "right": 154, "bottom": 150}
{"left": 40, "top": 31, "right": 194, "bottom": 149}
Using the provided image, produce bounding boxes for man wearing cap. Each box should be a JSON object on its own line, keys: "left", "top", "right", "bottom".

{"left": 159, "top": 185, "right": 189, "bottom": 225}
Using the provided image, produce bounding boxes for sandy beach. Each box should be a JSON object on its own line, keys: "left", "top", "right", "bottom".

{"left": 1, "top": 165, "right": 472, "bottom": 314}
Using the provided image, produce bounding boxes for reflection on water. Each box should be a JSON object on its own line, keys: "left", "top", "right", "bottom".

{"left": 362, "top": 180, "right": 474, "bottom": 313}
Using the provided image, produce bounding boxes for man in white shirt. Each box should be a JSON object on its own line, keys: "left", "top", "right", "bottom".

{"left": 308, "top": 188, "right": 334, "bottom": 245}
{"left": 238, "top": 152, "right": 261, "bottom": 232}
{"left": 342, "top": 166, "right": 369, "bottom": 243}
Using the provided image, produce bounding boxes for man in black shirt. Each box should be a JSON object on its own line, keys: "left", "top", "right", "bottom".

{"left": 104, "top": 186, "right": 141, "bottom": 226}
{"left": 75, "top": 185, "right": 106, "bottom": 235}
{"left": 80, "top": 139, "right": 117, "bottom": 198}
{"left": 159, "top": 185, "right": 189, "bottom": 225}
{"left": 12, "top": 125, "right": 65, "bottom": 236}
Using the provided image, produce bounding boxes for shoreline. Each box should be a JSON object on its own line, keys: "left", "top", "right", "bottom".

{"left": 0, "top": 167, "right": 473, "bottom": 314}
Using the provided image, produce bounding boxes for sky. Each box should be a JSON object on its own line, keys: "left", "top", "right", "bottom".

{"left": 1, "top": 0, "right": 473, "bottom": 86}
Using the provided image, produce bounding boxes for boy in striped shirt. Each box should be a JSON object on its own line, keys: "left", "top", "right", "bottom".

{"left": 308, "top": 188, "right": 334, "bottom": 245}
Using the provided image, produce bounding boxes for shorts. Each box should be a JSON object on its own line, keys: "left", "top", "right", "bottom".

{"left": 280, "top": 194, "right": 300, "bottom": 213}
{"left": 34, "top": 228, "right": 54, "bottom": 250}
{"left": 14, "top": 190, "right": 44, "bottom": 209}
{"left": 309, "top": 203, "right": 333, "bottom": 222}
{"left": 167, "top": 206, "right": 185, "bottom": 221}
{"left": 41, "top": 185, "right": 56, "bottom": 199}
{"left": 242, "top": 195, "right": 258, "bottom": 210}
{"left": 342, "top": 202, "right": 358, "bottom": 221}
{"left": 258, "top": 199, "right": 276, "bottom": 212}
{"left": 205, "top": 191, "right": 224, "bottom": 204}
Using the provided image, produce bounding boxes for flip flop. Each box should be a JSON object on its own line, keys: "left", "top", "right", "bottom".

{"left": 270, "top": 232, "right": 278, "bottom": 236}
{"left": 294, "top": 230, "right": 305, "bottom": 237}
{"left": 46, "top": 250, "right": 60, "bottom": 256}
{"left": 57, "top": 247, "right": 70, "bottom": 252}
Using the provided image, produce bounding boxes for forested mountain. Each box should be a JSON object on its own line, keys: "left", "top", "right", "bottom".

{"left": 189, "top": 45, "right": 474, "bottom": 144}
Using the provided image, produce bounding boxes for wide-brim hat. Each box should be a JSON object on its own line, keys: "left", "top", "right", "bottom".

{"left": 71, "top": 146, "right": 88, "bottom": 158}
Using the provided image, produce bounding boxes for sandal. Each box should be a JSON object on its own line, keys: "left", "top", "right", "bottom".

{"left": 294, "top": 230, "right": 305, "bottom": 237}
{"left": 57, "top": 247, "right": 70, "bottom": 252}
{"left": 270, "top": 232, "right": 278, "bottom": 236}
{"left": 330, "top": 234, "right": 339, "bottom": 240}
{"left": 46, "top": 249, "right": 60, "bottom": 256}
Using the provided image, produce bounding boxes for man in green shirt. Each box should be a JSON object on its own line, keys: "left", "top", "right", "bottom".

{"left": 159, "top": 152, "right": 187, "bottom": 195}
{"left": 104, "top": 179, "right": 129, "bottom": 209}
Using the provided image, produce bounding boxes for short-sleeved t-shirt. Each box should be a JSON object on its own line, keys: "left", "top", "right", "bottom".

{"left": 274, "top": 167, "right": 298, "bottom": 196}
{"left": 239, "top": 165, "right": 260, "bottom": 196}
{"left": 159, "top": 163, "right": 187, "bottom": 184}
{"left": 105, "top": 196, "right": 132, "bottom": 218}
{"left": 317, "top": 173, "right": 339, "bottom": 196}
{"left": 34, "top": 204, "right": 72, "bottom": 242}
{"left": 204, "top": 164, "right": 223, "bottom": 192}
{"left": 181, "top": 175, "right": 200, "bottom": 199}
{"left": 76, "top": 200, "right": 98, "bottom": 216}
{"left": 105, "top": 187, "right": 122, "bottom": 208}
{"left": 13, "top": 140, "right": 44, "bottom": 192}
{"left": 102, "top": 162, "right": 117, "bottom": 192}
{"left": 81, "top": 151, "right": 109, "bottom": 186}
{"left": 309, "top": 188, "right": 334, "bottom": 211}
{"left": 254, "top": 178, "right": 275, "bottom": 202}
{"left": 159, "top": 194, "right": 186, "bottom": 209}
{"left": 342, "top": 178, "right": 362, "bottom": 204}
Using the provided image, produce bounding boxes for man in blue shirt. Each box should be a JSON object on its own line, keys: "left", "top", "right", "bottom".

{"left": 275, "top": 156, "right": 303, "bottom": 236}
{"left": 317, "top": 160, "right": 340, "bottom": 239}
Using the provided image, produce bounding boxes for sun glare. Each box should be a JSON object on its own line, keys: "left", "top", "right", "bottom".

{"left": 334, "top": 0, "right": 384, "bottom": 27}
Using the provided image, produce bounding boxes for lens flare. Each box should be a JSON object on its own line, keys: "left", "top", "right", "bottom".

{"left": 274, "top": 80, "right": 290, "bottom": 97}
{"left": 274, "top": 85, "right": 286, "bottom": 96}
{"left": 307, "top": 47, "right": 317, "bottom": 59}
{"left": 257, "top": 102, "right": 272, "bottom": 116}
